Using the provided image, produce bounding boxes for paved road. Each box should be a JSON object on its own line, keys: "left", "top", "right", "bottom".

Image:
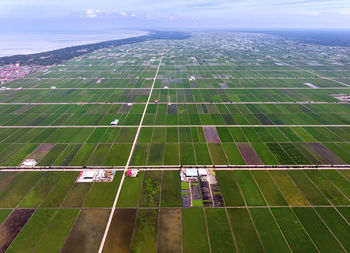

{"left": 0, "top": 101, "right": 349, "bottom": 105}
{"left": 5, "top": 87, "right": 350, "bottom": 90}
{"left": 1, "top": 164, "right": 350, "bottom": 172}
{"left": 22, "top": 76, "right": 350, "bottom": 80}
{"left": 97, "top": 53, "right": 164, "bottom": 253}
{"left": 0, "top": 124, "right": 349, "bottom": 128}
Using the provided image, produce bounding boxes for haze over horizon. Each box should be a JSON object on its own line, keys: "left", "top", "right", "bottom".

{"left": 1, "top": 0, "right": 350, "bottom": 32}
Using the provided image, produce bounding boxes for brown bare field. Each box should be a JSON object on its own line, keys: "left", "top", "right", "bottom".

{"left": 61, "top": 209, "right": 110, "bottom": 253}
{"left": 102, "top": 209, "right": 137, "bottom": 253}
{"left": 236, "top": 143, "right": 263, "bottom": 165}
{"left": 26, "top": 143, "right": 55, "bottom": 161}
{"left": 157, "top": 208, "right": 183, "bottom": 253}
{"left": 203, "top": 127, "right": 221, "bottom": 143}
{"left": 0, "top": 173, "right": 19, "bottom": 192}
{"left": 12, "top": 105, "right": 34, "bottom": 115}
{"left": 0, "top": 209, "right": 34, "bottom": 253}
{"left": 304, "top": 143, "right": 345, "bottom": 165}
{"left": 61, "top": 183, "right": 92, "bottom": 208}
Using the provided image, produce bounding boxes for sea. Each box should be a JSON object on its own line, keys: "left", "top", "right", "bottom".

{"left": 0, "top": 30, "right": 148, "bottom": 57}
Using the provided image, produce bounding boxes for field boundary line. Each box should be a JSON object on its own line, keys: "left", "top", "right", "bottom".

{"left": 291, "top": 65, "right": 350, "bottom": 88}
{"left": 97, "top": 52, "right": 164, "bottom": 253}
{"left": 250, "top": 171, "right": 293, "bottom": 252}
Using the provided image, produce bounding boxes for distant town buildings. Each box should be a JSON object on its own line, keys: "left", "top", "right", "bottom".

{"left": 0, "top": 64, "right": 46, "bottom": 84}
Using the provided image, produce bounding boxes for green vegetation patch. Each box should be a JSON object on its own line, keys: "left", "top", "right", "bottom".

{"left": 131, "top": 209, "right": 158, "bottom": 253}
{"left": 34, "top": 209, "right": 79, "bottom": 253}
{"left": 305, "top": 170, "right": 350, "bottom": 205}
{"left": 0, "top": 172, "right": 42, "bottom": 208}
{"left": 139, "top": 171, "right": 161, "bottom": 207}
{"left": 315, "top": 207, "right": 350, "bottom": 251}
{"left": 235, "top": 171, "right": 266, "bottom": 206}
{"left": 205, "top": 208, "right": 236, "bottom": 253}
{"left": 61, "top": 182, "right": 92, "bottom": 207}
{"left": 216, "top": 171, "right": 244, "bottom": 206}
{"left": 6, "top": 209, "right": 57, "bottom": 253}
{"left": 271, "top": 208, "right": 317, "bottom": 253}
{"left": 19, "top": 172, "right": 61, "bottom": 208}
{"left": 250, "top": 208, "right": 290, "bottom": 253}
{"left": 0, "top": 209, "right": 11, "bottom": 224}
{"left": 104, "top": 144, "right": 132, "bottom": 166}
{"left": 288, "top": 171, "right": 329, "bottom": 205}
{"left": 41, "top": 172, "right": 79, "bottom": 207}
{"left": 227, "top": 208, "right": 264, "bottom": 253}
{"left": 117, "top": 172, "right": 144, "bottom": 207}
{"left": 84, "top": 172, "right": 122, "bottom": 207}
{"left": 269, "top": 171, "right": 309, "bottom": 206}
{"left": 251, "top": 171, "right": 287, "bottom": 206}
{"left": 293, "top": 207, "right": 344, "bottom": 253}
{"left": 161, "top": 171, "right": 182, "bottom": 207}
{"left": 182, "top": 208, "right": 210, "bottom": 253}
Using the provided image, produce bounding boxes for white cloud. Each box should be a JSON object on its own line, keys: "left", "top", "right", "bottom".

{"left": 120, "top": 11, "right": 128, "bottom": 16}
{"left": 299, "top": 10, "right": 321, "bottom": 16}
{"left": 340, "top": 9, "right": 350, "bottom": 15}
{"left": 85, "top": 9, "right": 101, "bottom": 18}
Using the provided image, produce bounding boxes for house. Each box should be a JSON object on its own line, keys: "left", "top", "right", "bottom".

{"left": 82, "top": 170, "right": 96, "bottom": 180}
{"left": 198, "top": 169, "right": 207, "bottom": 176}
{"left": 110, "top": 119, "right": 119, "bottom": 125}
{"left": 21, "top": 159, "right": 37, "bottom": 167}
{"left": 127, "top": 169, "right": 139, "bottom": 177}
{"left": 185, "top": 168, "right": 198, "bottom": 178}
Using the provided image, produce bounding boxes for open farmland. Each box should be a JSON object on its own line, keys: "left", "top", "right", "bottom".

{"left": 0, "top": 169, "right": 349, "bottom": 252}
{"left": 0, "top": 31, "right": 350, "bottom": 252}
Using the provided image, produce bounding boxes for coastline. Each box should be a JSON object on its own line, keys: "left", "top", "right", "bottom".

{"left": 0, "top": 31, "right": 191, "bottom": 66}
{"left": 0, "top": 30, "right": 149, "bottom": 57}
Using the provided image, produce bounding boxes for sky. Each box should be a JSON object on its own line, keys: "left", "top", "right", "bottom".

{"left": 1, "top": 0, "right": 350, "bottom": 31}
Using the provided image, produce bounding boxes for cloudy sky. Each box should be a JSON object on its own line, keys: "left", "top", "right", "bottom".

{"left": 1, "top": 0, "right": 350, "bottom": 31}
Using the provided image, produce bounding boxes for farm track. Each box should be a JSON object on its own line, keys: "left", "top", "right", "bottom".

{"left": 1, "top": 165, "right": 350, "bottom": 171}
{"left": 98, "top": 53, "right": 164, "bottom": 253}
{"left": 3, "top": 87, "right": 350, "bottom": 90}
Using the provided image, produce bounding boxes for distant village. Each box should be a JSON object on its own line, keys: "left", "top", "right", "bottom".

{"left": 0, "top": 64, "right": 46, "bottom": 84}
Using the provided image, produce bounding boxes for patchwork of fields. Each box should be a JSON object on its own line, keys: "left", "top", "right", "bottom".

{"left": 0, "top": 31, "right": 350, "bottom": 252}
{"left": 1, "top": 32, "right": 350, "bottom": 168}
{"left": 0, "top": 169, "right": 350, "bottom": 252}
